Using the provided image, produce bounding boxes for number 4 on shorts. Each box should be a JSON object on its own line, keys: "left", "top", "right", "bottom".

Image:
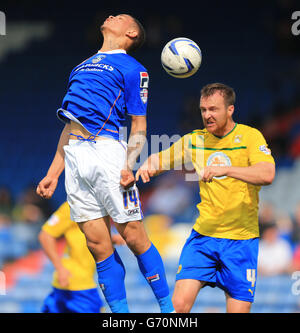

{"left": 246, "top": 269, "right": 256, "bottom": 287}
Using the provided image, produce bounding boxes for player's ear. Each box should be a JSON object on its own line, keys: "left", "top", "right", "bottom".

{"left": 228, "top": 105, "right": 234, "bottom": 117}
{"left": 126, "top": 29, "right": 138, "bottom": 39}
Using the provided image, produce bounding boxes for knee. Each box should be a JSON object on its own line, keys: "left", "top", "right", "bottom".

{"left": 86, "top": 239, "right": 113, "bottom": 262}
{"left": 172, "top": 295, "right": 192, "bottom": 313}
{"left": 119, "top": 224, "right": 151, "bottom": 254}
{"left": 122, "top": 232, "right": 141, "bottom": 251}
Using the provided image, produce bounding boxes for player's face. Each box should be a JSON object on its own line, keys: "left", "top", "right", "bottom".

{"left": 200, "top": 92, "right": 234, "bottom": 136}
{"left": 101, "top": 14, "right": 135, "bottom": 37}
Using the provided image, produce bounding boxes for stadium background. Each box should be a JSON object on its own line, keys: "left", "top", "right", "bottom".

{"left": 0, "top": 0, "right": 300, "bottom": 313}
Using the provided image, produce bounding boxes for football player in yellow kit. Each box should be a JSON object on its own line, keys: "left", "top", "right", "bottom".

{"left": 39, "top": 201, "right": 124, "bottom": 313}
{"left": 136, "top": 83, "right": 275, "bottom": 313}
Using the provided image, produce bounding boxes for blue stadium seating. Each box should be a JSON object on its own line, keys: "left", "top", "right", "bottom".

{"left": 0, "top": 244, "right": 299, "bottom": 313}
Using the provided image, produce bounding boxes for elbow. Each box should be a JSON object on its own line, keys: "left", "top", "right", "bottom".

{"left": 262, "top": 165, "right": 276, "bottom": 185}
{"left": 38, "top": 230, "right": 47, "bottom": 246}
{"left": 263, "top": 177, "right": 273, "bottom": 186}
{"left": 38, "top": 231, "right": 43, "bottom": 244}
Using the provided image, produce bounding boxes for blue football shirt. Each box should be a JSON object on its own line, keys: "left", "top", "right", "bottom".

{"left": 57, "top": 49, "right": 149, "bottom": 140}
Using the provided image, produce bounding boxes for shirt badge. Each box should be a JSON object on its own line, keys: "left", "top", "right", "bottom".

{"left": 92, "top": 55, "right": 106, "bottom": 63}
{"left": 233, "top": 134, "right": 242, "bottom": 143}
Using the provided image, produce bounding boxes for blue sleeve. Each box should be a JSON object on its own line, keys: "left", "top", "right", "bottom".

{"left": 124, "top": 66, "right": 149, "bottom": 116}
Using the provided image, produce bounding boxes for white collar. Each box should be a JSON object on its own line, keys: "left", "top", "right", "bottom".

{"left": 97, "top": 49, "right": 126, "bottom": 54}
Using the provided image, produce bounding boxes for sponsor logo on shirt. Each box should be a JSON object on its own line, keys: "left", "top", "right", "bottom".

{"left": 233, "top": 134, "right": 242, "bottom": 144}
{"left": 207, "top": 151, "right": 232, "bottom": 180}
{"left": 140, "top": 72, "right": 149, "bottom": 88}
{"left": 140, "top": 88, "right": 148, "bottom": 104}
{"left": 92, "top": 55, "right": 106, "bottom": 63}
{"left": 259, "top": 145, "right": 271, "bottom": 155}
{"left": 75, "top": 63, "right": 114, "bottom": 72}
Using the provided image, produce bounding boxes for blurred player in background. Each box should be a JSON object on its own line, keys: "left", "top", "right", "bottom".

{"left": 39, "top": 201, "right": 125, "bottom": 313}
{"left": 36, "top": 14, "right": 174, "bottom": 313}
{"left": 136, "top": 83, "right": 276, "bottom": 313}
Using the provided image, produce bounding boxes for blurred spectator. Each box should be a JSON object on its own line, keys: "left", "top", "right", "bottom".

{"left": 0, "top": 186, "right": 14, "bottom": 223}
{"left": 275, "top": 213, "right": 294, "bottom": 247}
{"left": 258, "top": 201, "right": 277, "bottom": 235}
{"left": 291, "top": 244, "right": 300, "bottom": 271}
{"left": 258, "top": 222, "right": 293, "bottom": 276}
{"left": 291, "top": 202, "right": 300, "bottom": 244}
{"left": 12, "top": 185, "right": 53, "bottom": 223}
{"left": 145, "top": 170, "right": 197, "bottom": 222}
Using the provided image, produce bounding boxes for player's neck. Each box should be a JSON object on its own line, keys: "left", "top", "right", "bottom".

{"left": 213, "top": 120, "right": 236, "bottom": 138}
{"left": 99, "top": 36, "right": 126, "bottom": 53}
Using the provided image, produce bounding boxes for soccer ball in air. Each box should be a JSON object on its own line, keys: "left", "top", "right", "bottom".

{"left": 161, "top": 37, "right": 202, "bottom": 78}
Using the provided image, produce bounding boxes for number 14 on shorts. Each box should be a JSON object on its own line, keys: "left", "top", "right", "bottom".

{"left": 122, "top": 189, "right": 141, "bottom": 216}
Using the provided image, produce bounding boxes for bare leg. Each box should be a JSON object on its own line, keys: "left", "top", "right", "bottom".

{"left": 77, "top": 216, "right": 114, "bottom": 262}
{"left": 78, "top": 216, "right": 129, "bottom": 313}
{"left": 172, "top": 279, "right": 205, "bottom": 313}
{"left": 225, "top": 293, "right": 252, "bottom": 313}
{"left": 114, "top": 220, "right": 151, "bottom": 255}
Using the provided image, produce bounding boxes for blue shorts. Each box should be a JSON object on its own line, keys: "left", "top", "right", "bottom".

{"left": 176, "top": 229, "right": 259, "bottom": 302}
{"left": 42, "top": 287, "right": 105, "bottom": 313}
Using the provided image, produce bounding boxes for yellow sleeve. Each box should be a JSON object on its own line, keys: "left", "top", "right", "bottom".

{"left": 158, "top": 134, "right": 192, "bottom": 170}
{"left": 42, "top": 202, "right": 72, "bottom": 238}
{"left": 247, "top": 128, "right": 275, "bottom": 165}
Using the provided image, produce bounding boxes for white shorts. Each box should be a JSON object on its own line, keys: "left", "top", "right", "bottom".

{"left": 63, "top": 138, "right": 144, "bottom": 223}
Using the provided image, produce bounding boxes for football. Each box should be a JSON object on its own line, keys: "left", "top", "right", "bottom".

{"left": 161, "top": 37, "right": 202, "bottom": 78}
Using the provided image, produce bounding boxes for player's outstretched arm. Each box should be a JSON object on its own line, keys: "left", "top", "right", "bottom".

{"left": 135, "top": 153, "right": 163, "bottom": 183}
{"left": 121, "top": 115, "right": 147, "bottom": 189}
{"left": 36, "top": 123, "right": 70, "bottom": 199}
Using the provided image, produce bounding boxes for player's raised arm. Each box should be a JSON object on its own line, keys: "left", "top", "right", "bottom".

{"left": 36, "top": 123, "right": 70, "bottom": 199}
{"left": 136, "top": 134, "right": 190, "bottom": 183}
{"left": 120, "top": 115, "right": 147, "bottom": 189}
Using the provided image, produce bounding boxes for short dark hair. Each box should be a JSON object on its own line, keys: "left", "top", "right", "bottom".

{"left": 127, "top": 16, "right": 146, "bottom": 53}
{"left": 201, "top": 83, "right": 236, "bottom": 107}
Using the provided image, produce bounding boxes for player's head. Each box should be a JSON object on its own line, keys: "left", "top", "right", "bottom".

{"left": 200, "top": 83, "right": 235, "bottom": 136}
{"left": 100, "top": 14, "right": 146, "bottom": 52}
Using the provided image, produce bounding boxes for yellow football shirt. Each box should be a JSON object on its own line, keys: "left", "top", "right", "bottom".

{"left": 158, "top": 123, "right": 275, "bottom": 240}
{"left": 42, "top": 201, "right": 97, "bottom": 290}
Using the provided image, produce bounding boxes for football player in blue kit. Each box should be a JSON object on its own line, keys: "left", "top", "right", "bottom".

{"left": 37, "top": 14, "right": 174, "bottom": 313}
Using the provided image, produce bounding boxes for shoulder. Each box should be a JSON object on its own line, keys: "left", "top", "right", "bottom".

{"left": 179, "top": 129, "right": 206, "bottom": 148}
{"left": 120, "top": 53, "right": 147, "bottom": 74}
{"left": 189, "top": 128, "right": 208, "bottom": 142}
{"left": 238, "top": 124, "right": 263, "bottom": 136}
{"left": 190, "top": 128, "right": 207, "bottom": 136}
{"left": 236, "top": 124, "right": 267, "bottom": 145}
